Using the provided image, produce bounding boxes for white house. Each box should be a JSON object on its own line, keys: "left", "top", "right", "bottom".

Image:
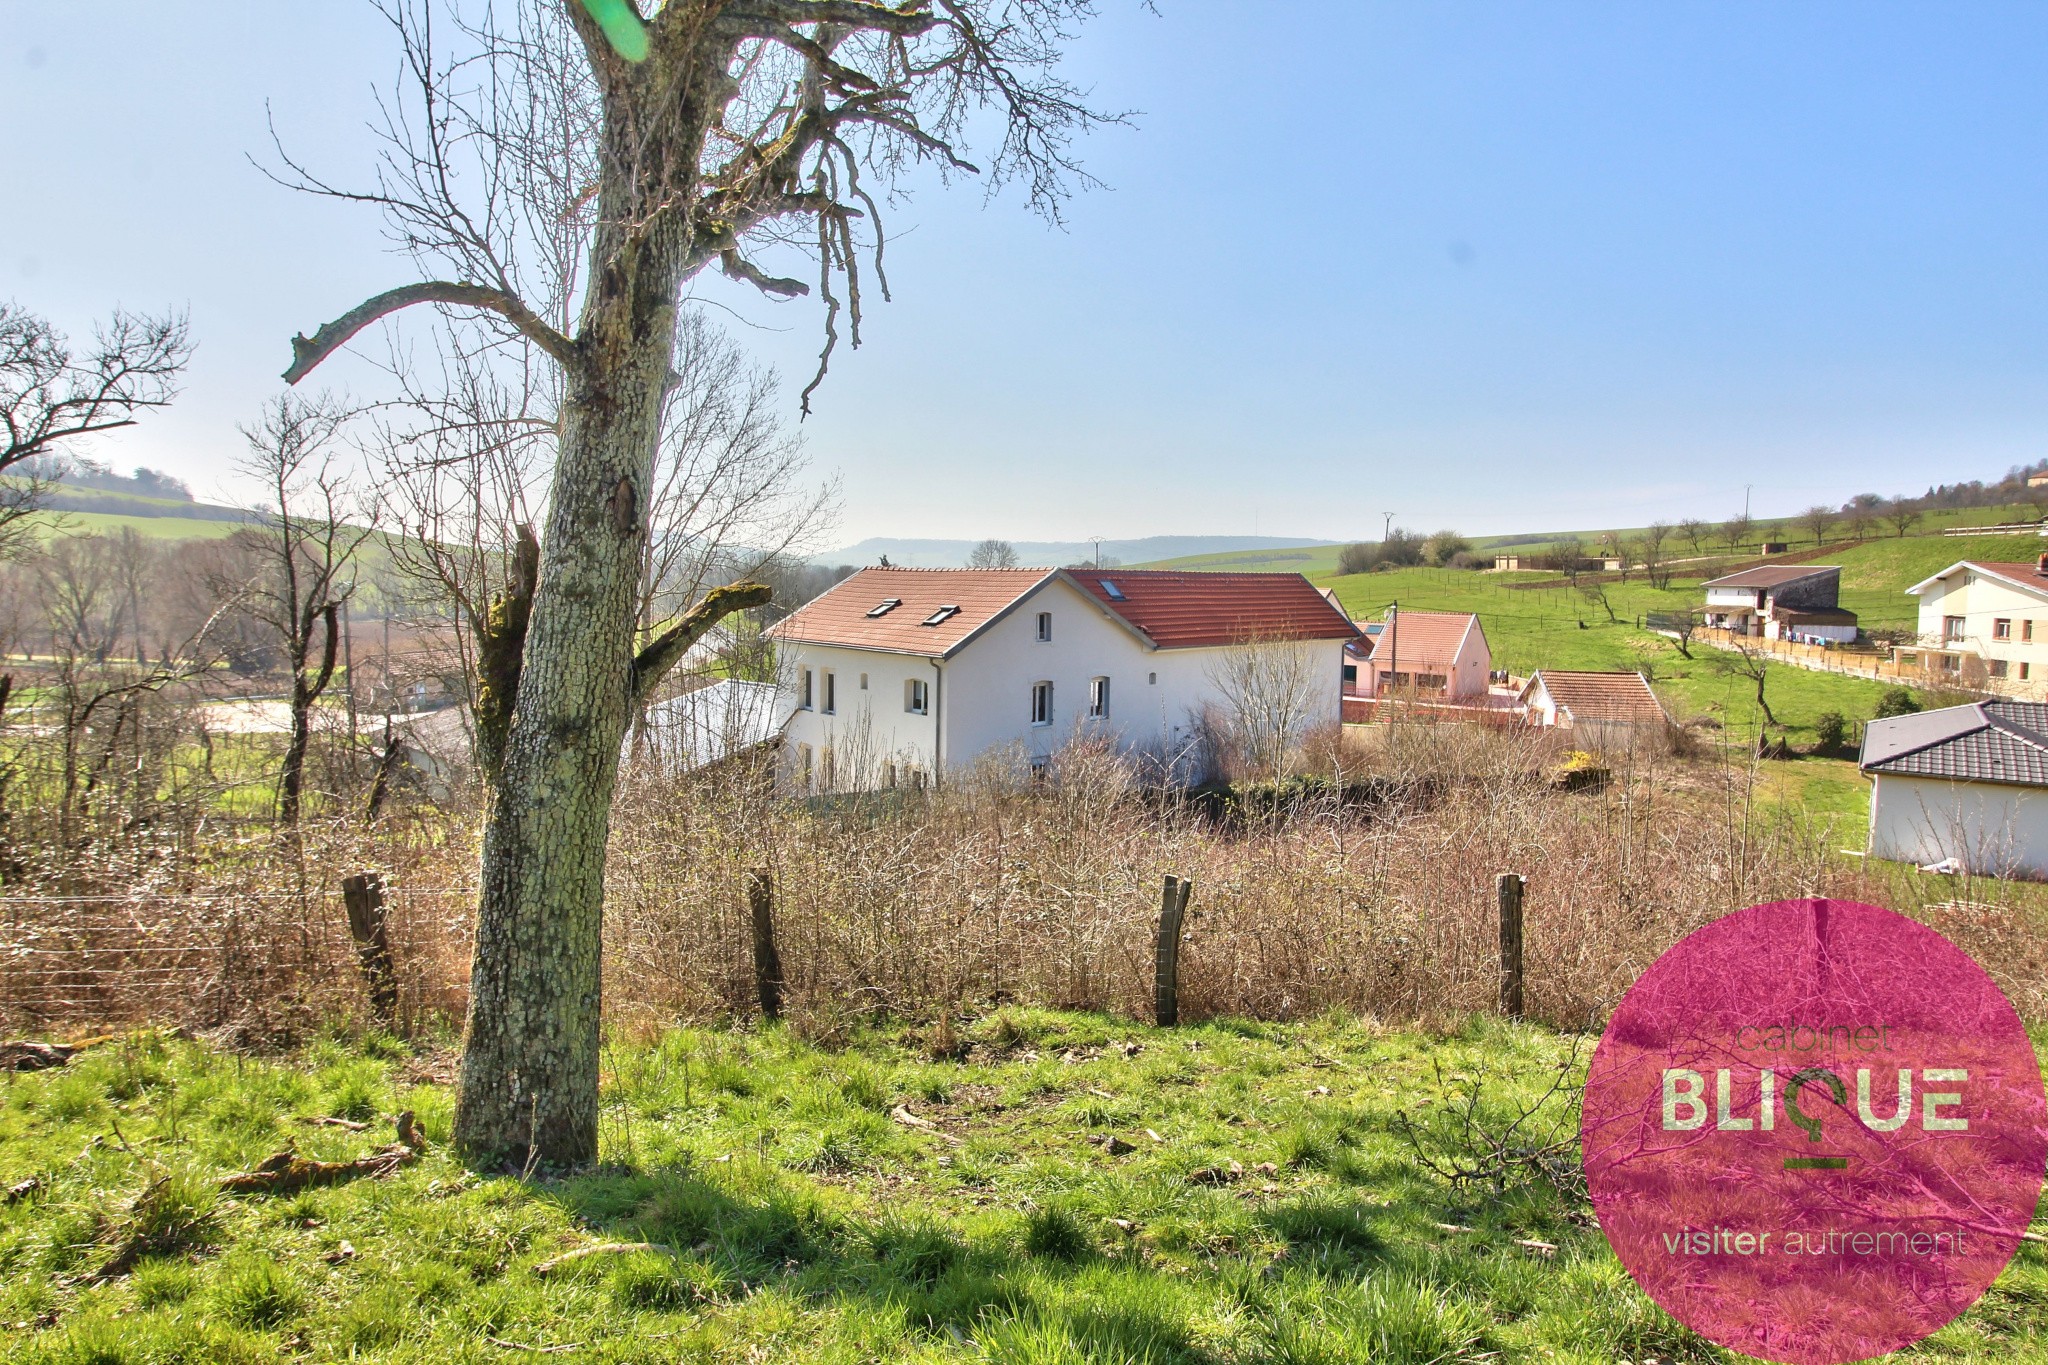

{"left": 1896, "top": 556, "right": 2048, "bottom": 694}
{"left": 765, "top": 567, "right": 1358, "bottom": 791}
{"left": 1344, "top": 609, "right": 1491, "bottom": 700}
{"left": 1860, "top": 699, "right": 2048, "bottom": 876}
{"left": 1699, "top": 565, "right": 1858, "bottom": 644}
{"left": 1518, "top": 670, "right": 1671, "bottom": 742}
{"left": 637, "top": 679, "right": 783, "bottom": 776}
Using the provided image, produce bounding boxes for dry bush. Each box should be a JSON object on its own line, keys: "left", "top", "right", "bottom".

{"left": 6, "top": 710, "right": 2046, "bottom": 1040}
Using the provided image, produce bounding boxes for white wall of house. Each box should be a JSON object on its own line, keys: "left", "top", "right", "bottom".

{"left": 1764, "top": 616, "right": 1859, "bottom": 644}
{"left": 780, "top": 576, "right": 1347, "bottom": 790}
{"left": 1867, "top": 772, "right": 2048, "bottom": 877}
{"left": 1909, "top": 569, "right": 2048, "bottom": 691}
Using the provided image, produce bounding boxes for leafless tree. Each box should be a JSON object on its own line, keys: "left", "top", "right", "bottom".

{"left": 1662, "top": 610, "right": 1700, "bottom": 659}
{"left": 0, "top": 302, "right": 191, "bottom": 557}
{"left": 1719, "top": 512, "right": 1752, "bottom": 552}
{"left": 1677, "top": 518, "right": 1709, "bottom": 556}
{"left": 275, "top": 0, "right": 1120, "bottom": 1163}
{"left": 28, "top": 534, "right": 228, "bottom": 840}
{"left": 1718, "top": 639, "right": 1777, "bottom": 727}
{"left": 1800, "top": 504, "right": 1834, "bottom": 546}
{"left": 1579, "top": 578, "right": 1618, "bottom": 624}
{"left": 968, "top": 538, "right": 1019, "bottom": 569}
{"left": 1206, "top": 635, "right": 1328, "bottom": 783}
{"left": 1885, "top": 499, "right": 1924, "bottom": 538}
{"left": 225, "top": 396, "right": 374, "bottom": 826}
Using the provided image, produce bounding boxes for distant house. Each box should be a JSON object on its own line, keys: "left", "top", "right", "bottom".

{"left": 1896, "top": 557, "right": 2048, "bottom": 692}
{"left": 1860, "top": 699, "right": 2048, "bottom": 876}
{"left": 1699, "top": 565, "right": 1858, "bottom": 644}
{"left": 1344, "top": 609, "right": 1491, "bottom": 700}
{"left": 1519, "top": 670, "right": 1671, "bottom": 739}
{"left": 2029, "top": 472, "right": 2048, "bottom": 488}
{"left": 766, "top": 567, "right": 1357, "bottom": 791}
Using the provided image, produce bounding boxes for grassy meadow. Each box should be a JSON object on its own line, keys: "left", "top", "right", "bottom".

{"left": 4, "top": 1016, "right": 2045, "bottom": 1365}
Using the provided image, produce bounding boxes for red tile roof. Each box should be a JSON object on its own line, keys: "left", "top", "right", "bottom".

{"left": 767, "top": 567, "right": 1358, "bottom": 657}
{"left": 1965, "top": 561, "right": 2048, "bottom": 590}
{"left": 1352, "top": 610, "right": 1481, "bottom": 672}
{"left": 1064, "top": 569, "right": 1358, "bottom": 648}
{"left": 1523, "top": 670, "right": 1670, "bottom": 725}
{"left": 766, "top": 567, "right": 1051, "bottom": 656}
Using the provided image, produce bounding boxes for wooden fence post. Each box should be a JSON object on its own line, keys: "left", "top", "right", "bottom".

{"left": 747, "top": 868, "right": 783, "bottom": 1022}
{"left": 340, "top": 872, "right": 397, "bottom": 1028}
{"left": 1496, "top": 872, "right": 1525, "bottom": 1020}
{"left": 1154, "top": 874, "right": 1192, "bottom": 1027}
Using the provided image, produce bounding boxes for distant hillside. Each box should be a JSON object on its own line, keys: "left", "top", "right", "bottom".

{"left": 39, "top": 482, "right": 256, "bottom": 525}
{"left": 816, "top": 535, "right": 1338, "bottom": 569}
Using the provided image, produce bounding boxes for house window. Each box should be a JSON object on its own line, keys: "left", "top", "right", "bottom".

{"left": 1991, "top": 659, "right": 2010, "bottom": 679}
{"left": 2027, "top": 621, "right": 2036, "bottom": 643}
{"left": 796, "top": 743, "right": 813, "bottom": 788}
{"left": 921, "top": 605, "right": 960, "bottom": 627}
{"left": 820, "top": 746, "right": 835, "bottom": 789}
{"left": 821, "top": 670, "right": 836, "bottom": 714}
{"left": 1030, "top": 681, "right": 1053, "bottom": 726}
{"left": 1101, "top": 580, "right": 1125, "bottom": 600}
{"left": 905, "top": 678, "right": 928, "bottom": 715}
{"left": 866, "top": 598, "right": 901, "bottom": 618}
{"left": 799, "top": 669, "right": 814, "bottom": 710}
{"left": 2024, "top": 663, "right": 2033, "bottom": 681}
{"left": 1940, "top": 654, "right": 1961, "bottom": 673}
{"left": 1995, "top": 619, "right": 2011, "bottom": 640}
{"left": 859, "top": 673, "right": 868, "bottom": 689}
{"left": 1089, "top": 676, "right": 1110, "bottom": 718}
{"left": 1036, "top": 611, "right": 1052, "bottom": 642}
{"left": 1943, "top": 616, "right": 1965, "bottom": 642}
{"left": 1148, "top": 672, "right": 1157, "bottom": 685}
{"left": 883, "top": 761, "right": 897, "bottom": 789}
{"left": 1342, "top": 664, "right": 1358, "bottom": 684}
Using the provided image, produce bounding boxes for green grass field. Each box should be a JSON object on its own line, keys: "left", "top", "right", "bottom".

{"left": 4, "top": 1018, "right": 2043, "bottom": 1364}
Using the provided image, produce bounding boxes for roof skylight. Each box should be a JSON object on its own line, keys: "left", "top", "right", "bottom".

{"left": 920, "top": 605, "right": 960, "bottom": 626}
{"left": 866, "top": 598, "right": 902, "bottom": 618}
{"left": 1100, "top": 580, "right": 1125, "bottom": 600}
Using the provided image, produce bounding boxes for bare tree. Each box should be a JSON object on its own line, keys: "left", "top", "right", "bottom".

{"left": 968, "top": 538, "right": 1019, "bottom": 569}
{"left": 1579, "top": 579, "right": 1618, "bottom": 624}
{"left": 1885, "top": 499, "right": 1923, "bottom": 538}
{"left": 1718, "top": 639, "right": 1777, "bottom": 727}
{"left": 0, "top": 302, "right": 191, "bottom": 557}
{"left": 1800, "top": 504, "right": 1834, "bottom": 546}
{"left": 277, "top": 0, "right": 1119, "bottom": 1163}
{"left": 1663, "top": 610, "right": 1700, "bottom": 659}
{"left": 1719, "top": 512, "right": 1752, "bottom": 552}
{"left": 1206, "top": 636, "right": 1327, "bottom": 783}
{"left": 1677, "top": 518, "right": 1709, "bottom": 556}
{"left": 227, "top": 396, "right": 374, "bottom": 826}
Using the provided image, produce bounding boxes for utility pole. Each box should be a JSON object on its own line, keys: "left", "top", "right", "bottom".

{"left": 1382, "top": 511, "right": 1396, "bottom": 543}
{"left": 1090, "top": 536, "right": 1104, "bottom": 569}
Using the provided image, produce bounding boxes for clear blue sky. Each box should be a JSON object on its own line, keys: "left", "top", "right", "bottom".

{"left": 5, "top": 1, "right": 2046, "bottom": 545}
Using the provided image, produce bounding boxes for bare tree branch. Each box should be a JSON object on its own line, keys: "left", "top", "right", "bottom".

{"left": 629, "top": 580, "right": 773, "bottom": 703}
{"left": 284, "top": 281, "right": 579, "bottom": 383}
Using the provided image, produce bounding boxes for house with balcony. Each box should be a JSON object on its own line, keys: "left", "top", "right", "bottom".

{"left": 766, "top": 567, "right": 1357, "bottom": 791}
{"left": 1699, "top": 564, "right": 1858, "bottom": 644}
{"left": 1895, "top": 556, "right": 2048, "bottom": 694}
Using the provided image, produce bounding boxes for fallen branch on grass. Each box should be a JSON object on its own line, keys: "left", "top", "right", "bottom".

{"left": 890, "top": 1105, "right": 964, "bottom": 1145}
{"left": 531, "top": 1242, "right": 677, "bottom": 1277}
{"left": 218, "top": 1111, "right": 425, "bottom": 1195}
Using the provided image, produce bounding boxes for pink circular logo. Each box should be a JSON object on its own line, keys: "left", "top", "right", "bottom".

{"left": 1583, "top": 899, "right": 2046, "bottom": 1364}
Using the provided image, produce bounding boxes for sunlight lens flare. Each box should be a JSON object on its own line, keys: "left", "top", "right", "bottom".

{"left": 578, "top": 0, "right": 649, "bottom": 62}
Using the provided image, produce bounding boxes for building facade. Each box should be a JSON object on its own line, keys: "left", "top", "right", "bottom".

{"left": 1860, "top": 699, "right": 2048, "bottom": 876}
{"left": 1896, "top": 557, "right": 2048, "bottom": 694}
{"left": 1699, "top": 565, "right": 1858, "bottom": 643}
{"left": 766, "top": 567, "right": 1357, "bottom": 791}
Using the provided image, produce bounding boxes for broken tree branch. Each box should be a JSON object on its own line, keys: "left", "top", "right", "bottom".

{"left": 284, "top": 283, "right": 579, "bottom": 384}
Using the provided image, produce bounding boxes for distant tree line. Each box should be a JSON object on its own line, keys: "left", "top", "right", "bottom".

{"left": 1336, "top": 528, "right": 1472, "bottom": 575}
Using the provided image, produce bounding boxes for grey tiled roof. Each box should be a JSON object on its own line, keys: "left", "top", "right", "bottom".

{"left": 1859, "top": 700, "right": 2048, "bottom": 787}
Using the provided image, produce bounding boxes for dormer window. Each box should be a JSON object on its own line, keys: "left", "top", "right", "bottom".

{"left": 866, "top": 598, "right": 902, "bottom": 618}
{"left": 1101, "top": 580, "right": 1126, "bottom": 600}
{"left": 921, "top": 605, "right": 960, "bottom": 627}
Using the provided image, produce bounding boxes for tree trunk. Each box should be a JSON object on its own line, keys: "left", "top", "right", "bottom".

{"left": 453, "top": 250, "right": 681, "bottom": 1165}
{"left": 279, "top": 604, "right": 338, "bottom": 826}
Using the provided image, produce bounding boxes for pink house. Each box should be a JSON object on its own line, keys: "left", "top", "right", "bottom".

{"left": 1344, "top": 609, "right": 1491, "bottom": 700}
